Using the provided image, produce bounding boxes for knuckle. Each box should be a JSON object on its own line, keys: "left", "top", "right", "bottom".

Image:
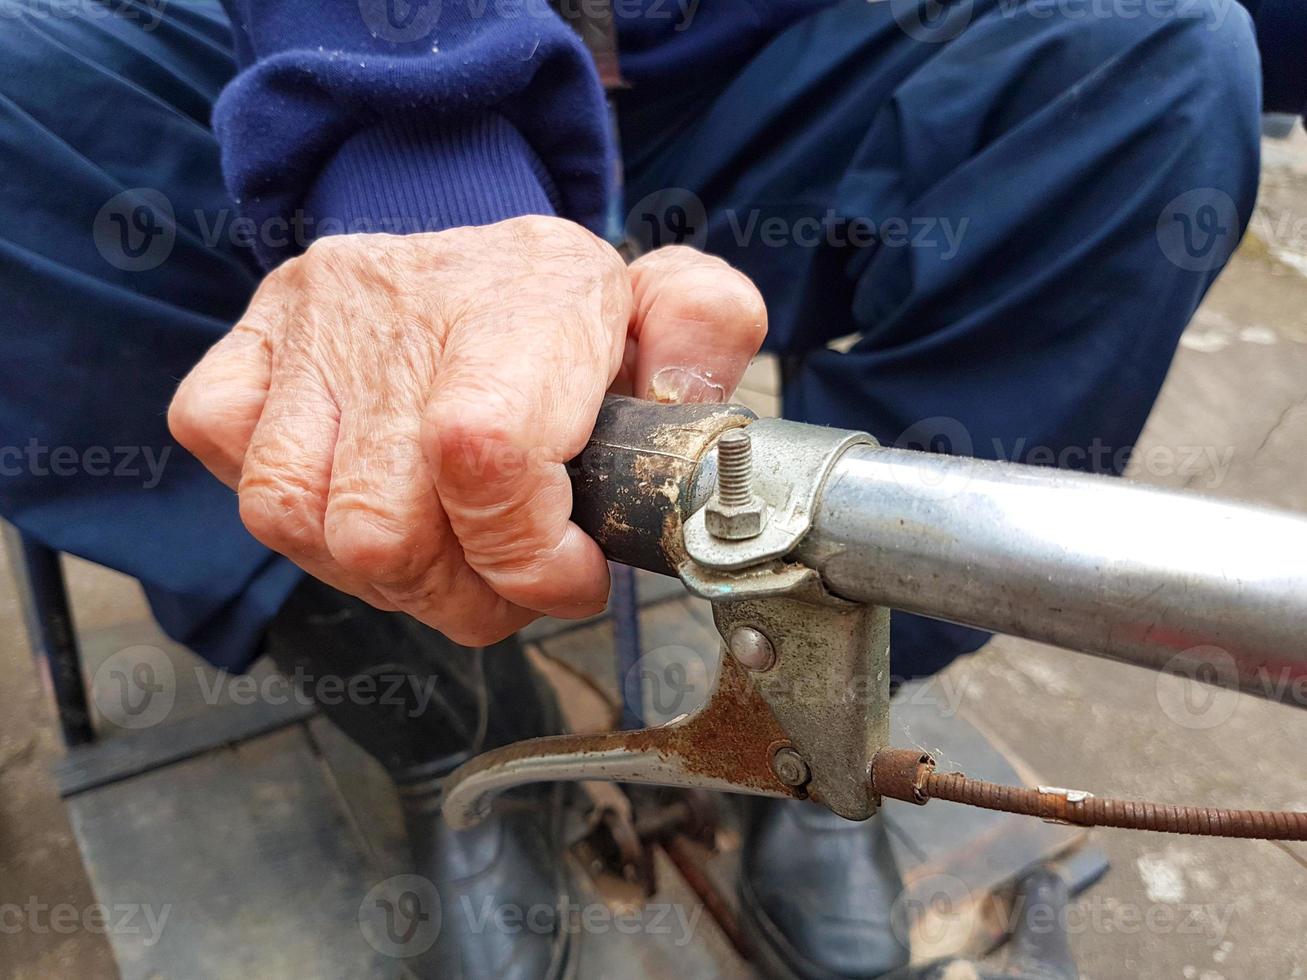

{"left": 237, "top": 477, "right": 323, "bottom": 556}
{"left": 506, "top": 215, "right": 619, "bottom": 270}
{"left": 425, "top": 392, "right": 523, "bottom": 484}
{"left": 324, "top": 507, "right": 427, "bottom": 584}
{"left": 302, "top": 233, "right": 351, "bottom": 262}
{"left": 166, "top": 379, "right": 208, "bottom": 451}
{"left": 168, "top": 377, "right": 247, "bottom": 459}
{"left": 268, "top": 253, "right": 306, "bottom": 292}
{"left": 402, "top": 230, "right": 454, "bottom": 266}
{"left": 510, "top": 213, "right": 569, "bottom": 240}
{"left": 297, "top": 234, "right": 376, "bottom": 279}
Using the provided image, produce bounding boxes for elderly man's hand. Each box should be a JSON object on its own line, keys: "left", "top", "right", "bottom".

{"left": 168, "top": 217, "right": 767, "bottom": 644}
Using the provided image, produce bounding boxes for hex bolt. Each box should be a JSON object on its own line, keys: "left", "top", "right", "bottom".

{"left": 771, "top": 746, "right": 811, "bottom": 788}
{"left": 729, "top": 626, "right": 775, "bottom": 671}
{"left": 716, "top": 428, "right": 754, "bottom": 508}
{"left": 705, "top": 429, "right": 767, "bottom": 540}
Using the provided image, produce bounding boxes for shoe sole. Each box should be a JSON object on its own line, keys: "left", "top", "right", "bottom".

{"left": 398, "top": 893, "right": 576, "bottom": 980}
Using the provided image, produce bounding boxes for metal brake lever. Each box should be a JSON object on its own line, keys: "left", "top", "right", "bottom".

{"left": 443, "top": 416, "right": 889, "bottom": 829}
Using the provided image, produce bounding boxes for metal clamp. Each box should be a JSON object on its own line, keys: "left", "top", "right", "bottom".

{"left": 684, "top": 417, "right": 874, "bottom": 570}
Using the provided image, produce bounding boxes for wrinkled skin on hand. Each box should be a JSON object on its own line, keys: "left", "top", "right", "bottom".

{"left": 169, "top": 216, "right": 767, "bottom": 645}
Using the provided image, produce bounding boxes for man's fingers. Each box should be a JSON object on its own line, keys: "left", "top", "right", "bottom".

{"left": 425, "top": 330, "right": 614, "bottom": 618}
{"left": 324, "top": 394, "right": 441, "bottom": 587}
{"left": 168, "top": 324, "right": 272, "bottom": 488}
{"left": 382, "top": 552, "right": 540, "bottom": 646}
{"left": 424, "top": 253, "right": 631, "bottom": 619}
{"left": 235, "top": 368, "right": 401, "bottom": 608}
{"left": 627, "top": 246, "right": 768, "bottom": 404}
{"left": 237, "top": 361, "right": 341, "bottom": 568}
{"left": 322, "top": 385, "right": 536, "bottom": 643}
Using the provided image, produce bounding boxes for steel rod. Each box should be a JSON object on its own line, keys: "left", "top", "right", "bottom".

{"left": 3, "top": 526, "right": 96, "bottom": 746}
{"left": 790, "top": 445, "right": 1307, "bottom": 703}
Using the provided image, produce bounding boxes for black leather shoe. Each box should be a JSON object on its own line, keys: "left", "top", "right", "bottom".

{"left": 397, "top": 771, "right": 572, "bottom": 980}
{"left": 738, "top": 799, "right": 910, "bottom": 980}
{"left": 264, "top": 578, "right": 574, "bottom": 980}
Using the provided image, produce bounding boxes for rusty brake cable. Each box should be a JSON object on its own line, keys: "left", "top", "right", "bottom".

{"left": 870, "top": 748, "right": 1307, "bottom": 841}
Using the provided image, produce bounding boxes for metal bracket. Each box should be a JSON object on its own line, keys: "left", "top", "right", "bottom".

{"left": 683, "top": 418, "right": 874, "bottom": 570}
{"left": 683, "top": 561, "right": 890, "bottom": 819}
{"left": 679, "top": 419, "right": 890, "bottom": 819}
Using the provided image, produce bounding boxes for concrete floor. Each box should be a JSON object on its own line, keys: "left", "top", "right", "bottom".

{"left": 3, "top": 128, "right": 1307, "bottom": 978}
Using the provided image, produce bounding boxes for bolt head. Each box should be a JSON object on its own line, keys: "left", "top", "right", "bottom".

{"left": 771, "top": 747, "right": 811, "bottom": 788}
{"left": 728, "top": 627, "right": 775, "bottom": 671}
{"left": 704, "top": 500, "right": 765, "bottom": 540}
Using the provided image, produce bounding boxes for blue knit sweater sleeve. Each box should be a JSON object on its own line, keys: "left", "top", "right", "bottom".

{"left": 215, "top": 0, "right": 612, "bottom": 269}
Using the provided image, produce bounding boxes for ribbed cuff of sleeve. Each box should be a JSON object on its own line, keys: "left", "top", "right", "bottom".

{"left": 300, "top": 112, "right": 562, "bottom": 245}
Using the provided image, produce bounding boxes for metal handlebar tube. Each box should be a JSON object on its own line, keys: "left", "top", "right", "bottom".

{"left": 567, "top": 395, "right": 756, "bottom": 575}
{"left": 791, "top": 446, "right": 1307, "bottom": 703}
{"left": 663, "top": 403, "right": 1307, "bottom": 704}
{"left": 573, "top": 398, "right": 1307, "bottom": 698}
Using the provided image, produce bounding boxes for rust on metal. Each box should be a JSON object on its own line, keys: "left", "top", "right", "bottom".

{"left": 661, "top": 835, "right": 753, "bottom": 960}
{"left": 621, "top": 652, "right": 801, "bottom": 798}
{"left": 569, "top": 395, "right": 754, "bottom": 575}
{"left": 869, "top": 747, "right": 934, "bottom": 806}
{"left": 869, "top": 748, "right": 1307, "bottom": 841}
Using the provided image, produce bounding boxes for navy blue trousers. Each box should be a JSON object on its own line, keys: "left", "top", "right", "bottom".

{"left": 0, "top": 0, "right": 1261, "bottom": 676}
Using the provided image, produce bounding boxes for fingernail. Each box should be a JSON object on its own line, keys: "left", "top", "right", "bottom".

{"left": 647, "top": 366, "right": 727, "bottom": 405}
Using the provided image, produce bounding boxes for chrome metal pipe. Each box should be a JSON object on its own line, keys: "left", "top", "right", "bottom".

{"left": 787, "top": 445, "right": 1307, "bottom": 703}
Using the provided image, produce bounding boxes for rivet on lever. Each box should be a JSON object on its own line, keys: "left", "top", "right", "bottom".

{"left": 771, "top": 746, "right": 811, "bottom": 788}
{"left": 729, "top": 626, "right": 775, "bottom": 671}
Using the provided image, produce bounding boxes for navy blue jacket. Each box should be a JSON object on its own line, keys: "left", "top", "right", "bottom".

{"left": 216, "top": 0, "right": 1306, "bottom": 270}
